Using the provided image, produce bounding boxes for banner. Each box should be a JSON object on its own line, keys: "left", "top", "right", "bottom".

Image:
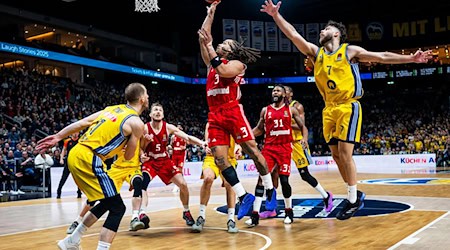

{"left": 251, "top": 21, "right": 265, "bottom": 51}
{"left": 292, "top": 24, "right": 305, "bottom": 53}
{"left": 278, "top": 29, "right": 292, "bottom": 52}
{"left": 306, "top": 23, "right": 320, "bottom": 45}
{"left": 265, "top": 22, "right": 279, "bottom": 52}
{"left": 222, "top": 19, "right": 236, "bottom": 40}
{"left": 237, "top": 20, "right": 250, "bottom": 47}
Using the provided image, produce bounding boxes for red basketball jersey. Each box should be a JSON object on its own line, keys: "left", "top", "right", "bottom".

{"left": 144, "top": 121, "right": 170, "bottom": 160}
{"left": 206, "top": 59, "right": 245, "bottom": 109}
{"left": 171, "top": 135, "right": 186, "bottom": 157}
{"left": 264, "top": 104, "right": 293, "bottom": 145}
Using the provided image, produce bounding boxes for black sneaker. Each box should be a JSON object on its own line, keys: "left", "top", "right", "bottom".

{"left": 284, "top": 208, "right": 294, "bottom": 224}
{"left": 336, "top": 190, "right": 366, "bottom": 220}
{"left": 183, "top": 210, "right": 195, "bottom": 226}
{"left": 244, "top": 211, "right": 259, "bottom": 227}
{"left": 139, "top": 213, "right": 150, "bottom": 229}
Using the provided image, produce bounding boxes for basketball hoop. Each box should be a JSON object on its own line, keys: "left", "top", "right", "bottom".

{"left": 135, "top": 0, "right": 160, "bottom": 13}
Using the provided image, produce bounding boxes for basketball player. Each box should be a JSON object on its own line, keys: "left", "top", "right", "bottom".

{"left": 198, "top": 0, "right": 277, "bottom": 221}
{"left": 37, "top": 82, "right": 149, "bottom": 249}
{"left": 56, "top": 131, "right": 82, "bottom": 199}
{"left": 282, "top": 86, "right": 334, "bottom": 215}
{"left": 261, "top": 0, "right": 433, "bottom": 220}
{"left": 66, "top": 146, "right": 149, "bottom": 234}
{"left": 140, "top": 102, "right": 206, "bottom": 226}
{"left": 246, "top": 85, "right": 305, "bottom": 227}
{"left": 192, "top": 122, "right": 239, "bottom": 233}
{"left": 169, "top": 123, "right": 187, "bottom": 193}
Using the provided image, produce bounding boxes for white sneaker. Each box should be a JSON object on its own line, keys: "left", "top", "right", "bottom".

{"left": 17, "top": 189, "right": 25, "bottom": 194}
{"left": 284, "top": 216, "right": 293, "bottom": 224}
{"left": 57, "top": 235, "right": 81, "bottom": 250}
{"left": 10, "top": 191, "right": 18, "bottom": 195}
{"left": 172, "top": 186, "right": 179, "bottom": 193}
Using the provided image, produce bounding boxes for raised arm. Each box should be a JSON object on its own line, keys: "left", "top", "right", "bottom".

{"left": 252, "top": 107, "right": 267, "bottom": 137}
{"left": 36, "top": 111, "right": 102, "bottom": 150}
{"left": 349, "top": 45, "right": 433, "bottom": 64}
{"left": 198, "top": 2, "right": 220, "bottom": 66}
{"left": 261, "top": 0, "right": 318, "bottom": 57}
{"left": 167, "top": 123, "right": 206, "bottom": 146}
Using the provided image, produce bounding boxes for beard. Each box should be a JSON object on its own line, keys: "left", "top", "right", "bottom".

{"left": 271, "top": 96, "right": 282, "bottom": 104}
{"left": 319, "top": 33, "right": 333, "bottom": 46}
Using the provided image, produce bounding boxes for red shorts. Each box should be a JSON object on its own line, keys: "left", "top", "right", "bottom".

{"left": 261, "top": 143, "right": 292, "bottom": 176}
{"left": 171, "top": 154, "right": 185, "bottom": 170}
{"left": 142, "top": 158, "right": 181, "bottom": 185}
{"left": 208, "top": 103, "right": 254, "bottom": 147}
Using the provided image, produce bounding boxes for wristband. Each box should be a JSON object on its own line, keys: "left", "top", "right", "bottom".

{"left": 210, "top": 56, "right": 222, "bottom": 68}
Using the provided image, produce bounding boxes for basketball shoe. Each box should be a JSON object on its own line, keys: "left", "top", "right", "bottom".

{"left": 245, "top": 211, "right": 259, "bottom": 227}
{"left": 57, "top": 235, "right": 80, "bottom": 250}
{"left": 66, "top": 221, "right": 79, "bottom": 234}
{"left": 336, "top": 190, "right": 365, "bottom": 220}
{"left": 323, "top": 191, "right": 334, "bottom": 213}
{"left": 183, "top": 210, "right": 195, "bottom": 226}
{"left": 237, "top": 193, "right": 255, "bottom": 220}
{"left": 129, "top": 217, "right": 145, "bottom": 231}
{"left": 284, "top": 208, "right": 294, "bottom": 224}
{"left": 192, "top": 216, "right": 205, "bottom": 232}
{"left": 227, "top": 219, "right": 239, "bottom": 233}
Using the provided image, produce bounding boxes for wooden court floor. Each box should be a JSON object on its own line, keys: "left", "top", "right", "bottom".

{"left": 1, "top": 171, "right": 450, "bottom": 250}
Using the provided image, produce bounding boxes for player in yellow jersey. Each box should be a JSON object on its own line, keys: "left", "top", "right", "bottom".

{"left": 261, "top": 0, "right": 433, "bottom": 220}
{"left": 37, "top": 82, "right": 149, "bottom": 250}
{"left": 192, "top": 122, "right": 239, "bottom": 233}
{"left": 66, "top": 146, "right": 149, "bottom": 234}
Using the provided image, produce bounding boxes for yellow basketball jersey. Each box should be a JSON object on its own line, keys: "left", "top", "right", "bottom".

{"left": 112, "top": 142, "right": 140, "bottom": 168}
{"left": 314, "top": 43, "right": 363, "bottom": 103}
{"left": 79, "top": 104, "right": 139, "bottom": 161}
{"left": 289, "top": 100, "right": 303, "bottom": 141}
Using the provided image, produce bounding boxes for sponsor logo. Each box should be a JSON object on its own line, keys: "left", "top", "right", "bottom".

{"left": 359, "top": 178, "right": 450, "bottom": 185}
{"left": 216, "top": 198, "right": 410, "bottom": 218}
{"left": 366, "top": 22, "right": 383, "bottom": 40}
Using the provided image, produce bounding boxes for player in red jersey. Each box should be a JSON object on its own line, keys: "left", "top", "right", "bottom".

{"left": 246, "top": 84, "right": 305, "bottom": 227}
{"left": 140, "top": 103, "right": 206, "bottom": 226}
{"left": 169, "top": 123, "right": 187, "bottom": 193}
{"left": 197, "top": 1, "right": 277, "bottom": 220}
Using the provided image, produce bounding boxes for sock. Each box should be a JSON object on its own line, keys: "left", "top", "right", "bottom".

{"left": 76, "top": 216, "right": 83, "bottom": 224}
{"left": 314, "top": 183, "right": 328, "bottom": 198}
{"left": 284, "top": 196, "right": 292, "bottom": 209}
{"left": 348, "top": 185, "right": 357, "bottom": 204}
{"left": 183, "top": 205, "right": 189, "bottom": 212}
{"left": 232, "top": 183, "right": 246, "bottom": 198}
{"left": 132, "top": 210, "right": 139, "bottom": 219}
{"left": 228, "top": 208, "right": 235, "bottom": 221}
{"left": 71, "top": 222, "right": 88, "bottom": 243}
{"left": 199, "top": 204, "right": 207, "bottom": 218}
{"left": 97, "top": 241, "right": 111, "bottom": 250}
{"left": 253, "top": 196, "right": 263, "bottom": 213}
{"left": 260, "top": 173, "right": 274, "bottom": 190}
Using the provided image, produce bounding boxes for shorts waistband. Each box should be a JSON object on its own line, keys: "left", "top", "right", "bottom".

{"left": 325, "top": 99, "right": 359, "bottom": 106}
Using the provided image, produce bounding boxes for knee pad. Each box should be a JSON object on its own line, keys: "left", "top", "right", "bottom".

{"left": 103, "top": 195, "right": 126, "bottom": 232}
{"left": 221, "top": 167, "right": 239, "bottom": 186}
{"left": 132, "top": 177, "right": 143, "bottom": 197}
{"left": 90, "top": 200, "right": 108, "bottom": 219}
{"left": 299, "top": 167, "right": 318, "bottom": 187}
{"left": 279, "top": 175, "right": 292, "bottom": 198}
{"left": 142, "top": 172, "right": 151, "bottom": 190}
{"left": 255, "top": 184, "right": 264, "bottom": 197}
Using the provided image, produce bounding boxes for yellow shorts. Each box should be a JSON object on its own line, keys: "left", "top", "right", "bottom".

{"left": 292, "top": 141, "right": 313, "bottom": 168}
{"left": 322, "top": 100, "right": 362, "bottom": 144}
{"left": 67, "top": 144, "right": 119, "bottom": 202}
{"left": 108, "top": 165, "right": 142, "bottom": 191}
{"left": 202, "top": 155, "right": 237, "bottom": 179}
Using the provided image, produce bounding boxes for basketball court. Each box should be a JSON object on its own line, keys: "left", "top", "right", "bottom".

{"left": 1, "top": 170, "right": 450, "bottom": 249}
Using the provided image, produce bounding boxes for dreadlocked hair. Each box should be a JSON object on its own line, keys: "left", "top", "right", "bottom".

{"left": 226, "top": 40, "right": 261, "bottom": 64}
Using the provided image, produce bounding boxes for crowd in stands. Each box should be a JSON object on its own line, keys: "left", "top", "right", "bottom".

{"left": 0, "top": 67, "right": 449, "bottom": 194}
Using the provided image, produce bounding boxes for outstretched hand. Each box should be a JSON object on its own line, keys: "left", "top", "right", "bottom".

{"left": 36, "top": 134, "right": 60, "bottom": 151}
{"left": 198, "top": 28, "right": 213, "bottom": 46}
{"left": 413, "top": 49, "right": 433, "bottom": 63}
{"left": 206, "top": 1, "right": 220, "bottom": 16}
{"left": 260, "top": 0, "right": 281, "bottom": 16}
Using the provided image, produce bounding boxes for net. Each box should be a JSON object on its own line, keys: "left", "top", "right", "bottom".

{"left": 135, "top": 0, "right": 160, "bottom": 13}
